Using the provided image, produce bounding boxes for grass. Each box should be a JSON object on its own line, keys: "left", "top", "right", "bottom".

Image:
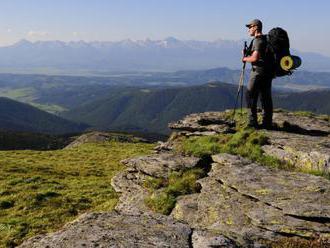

{"left": 144, "top": 168, "right": 206, "bottom": 215}
{"left": 180, "top": 128, "right": 286, "bottom": 170}
{"left": 0, "top": 140, "right": 154, "bottom": 247}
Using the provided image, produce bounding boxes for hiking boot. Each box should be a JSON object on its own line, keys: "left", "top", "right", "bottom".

{"left": 260, "top": 122, "right": 273, "bottom": 130}
{"left": 247, "top": 121, "right": 258, "bottom": 129}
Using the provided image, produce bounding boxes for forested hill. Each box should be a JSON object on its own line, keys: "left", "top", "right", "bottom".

{"left": 62, "top": 82, "right": 330, "bottom": 135}
{"left": 0, "top": 97, "right": 88, "bottom": 134}
{"left": 274, "top": 90, "right": 330, "bottom": 114}
{"left": 62, "top": 82, "right": 238, "bottom": 134}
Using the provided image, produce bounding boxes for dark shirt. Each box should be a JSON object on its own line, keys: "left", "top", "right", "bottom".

{"left": 250, "top": 35, "right": 272, "bottom": 75}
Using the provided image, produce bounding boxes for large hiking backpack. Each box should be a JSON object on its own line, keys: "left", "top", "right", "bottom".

{"left": 266, "top": 27, "right": 301, "bottom": 77}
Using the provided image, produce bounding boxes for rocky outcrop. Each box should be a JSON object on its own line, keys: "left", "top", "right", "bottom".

{"left": 19, "top": 110, "right": 330, "bottom": 247}
{"left": 112, "top": 153, "right": 202, "bottom": 215}
{"left": 167, "top": 110, "right": 330, "bottom": 174}
{"left": 168, "top": 111, "right": 235, "bottom": 134}
{"left": 172, "top": 154, "right": 330, "bottom": 246}
{"left": 65, "top": 131, "right": 147, "bottom": 149}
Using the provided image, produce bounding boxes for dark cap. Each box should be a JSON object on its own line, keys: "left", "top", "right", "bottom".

{"left": 245, "top": 19, "right": 262, "bottom": 29}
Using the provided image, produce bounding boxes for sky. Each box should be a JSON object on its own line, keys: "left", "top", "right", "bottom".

{"left": 0, "top": 0, "right": 329, "bottom": 56}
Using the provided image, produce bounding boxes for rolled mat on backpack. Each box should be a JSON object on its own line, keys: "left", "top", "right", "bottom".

{"left": 280, "top": 55, "right": 302, "bottom": 71}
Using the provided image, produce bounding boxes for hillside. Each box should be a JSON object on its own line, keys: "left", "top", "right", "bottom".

{"left": 62, "top": 82, "right": 238, "bottom": 134}
{"left": 0, "top": 97, "right": 88, "bottom": 134}
{"left": 1, "top": 70, "right": 330, "bottom": 116}
{"left": 275, "top": 89, "right": 330, "bottom": 114}
{"left": 62, "top": 82, "right": 330, "bottom": 135}
{"left": 17, "top": 110, "right": 330, "bottom": 247}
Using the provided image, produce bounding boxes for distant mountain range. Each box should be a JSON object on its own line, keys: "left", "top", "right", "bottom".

{"left": 0, "top": 97, "right": 88, "bottom": 134}
{"left": 0, "top": 38, "right": 329, "bottom": 74}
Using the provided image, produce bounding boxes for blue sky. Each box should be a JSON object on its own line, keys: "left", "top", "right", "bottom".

{"left": 0, "top": 0, "right": 329, "bottom": 56}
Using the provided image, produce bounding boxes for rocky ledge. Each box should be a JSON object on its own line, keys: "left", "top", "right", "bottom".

{"left": 19, "top": 110, "right": 330, "bottom": 247}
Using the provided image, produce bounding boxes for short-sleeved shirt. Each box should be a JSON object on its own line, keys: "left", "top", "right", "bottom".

{"left": 250, "top": 35, "right": 272, "bottom": 74}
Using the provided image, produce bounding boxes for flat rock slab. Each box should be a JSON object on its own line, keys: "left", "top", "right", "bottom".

{"left": 272, "top": 111, "right": 330, "bottom": 134}
{"left": 212, "top": 154, "right": 330, "bottom": 219}
{"left": 121, "top": 153, "right": 201, "bottom": 178}
{"left": 18, "top": 212, "right": 192, "bottom": 248}
{"left": 172, "top": 153, "right": 330, "bottom": 246}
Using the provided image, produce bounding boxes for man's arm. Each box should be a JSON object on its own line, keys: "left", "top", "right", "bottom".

{"left": 242, "top": 50, "right": 260, "bottom": 63}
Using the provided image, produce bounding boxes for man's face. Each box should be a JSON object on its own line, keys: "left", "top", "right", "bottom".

{"left": 248, "top": 25, "right": 257, "bottom": 36}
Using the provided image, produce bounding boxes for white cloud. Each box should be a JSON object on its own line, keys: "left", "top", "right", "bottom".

{"left": 27, "top": 30, "right": 50, "bottom": 38}
{"left": 7, "top": 28, "right": 12, "bottom": 33}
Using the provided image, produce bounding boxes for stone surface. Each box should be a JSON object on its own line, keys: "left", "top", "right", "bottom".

{"left": 121, "top": 153, "right": 201, "bottom": 178}
{"left": 272, "top": 111, "right": 330, "bottom": 134}
{"left": 18, "top": 212, "right": 192, "bottom": 248}
{"left": 262, "top": 131, "right": 330, "bottom": 174}
{"left": 111, "top": 170, "right": 151, "bottom": 215}
{"left": 172, "top": 153, "right": 330, "bottom": 247}
{"left": 212, "top": 154, "right": 330, "bottom": 218}
{"left": 192, "top": 230, "right": 238, "bottom": 248}
{"left": 168, "top": 111, "right": 234, "bottom": 134}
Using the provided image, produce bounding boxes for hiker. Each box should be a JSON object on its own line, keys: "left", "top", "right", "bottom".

{"left": 242, "top": 19, "right": 273, "bottom": 129}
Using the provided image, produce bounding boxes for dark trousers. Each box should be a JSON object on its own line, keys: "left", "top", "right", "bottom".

{"left": 246, "top": 71, "right": 273, "bottom": 126}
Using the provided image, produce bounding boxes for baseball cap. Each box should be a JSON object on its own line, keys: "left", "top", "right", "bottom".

{"left": 245, "top": 19, "right": 262, "bottom": 29}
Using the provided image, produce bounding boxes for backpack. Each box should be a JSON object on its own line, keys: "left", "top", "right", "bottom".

{"left": 266, "top": 27, "right": 301, "bottom": 77}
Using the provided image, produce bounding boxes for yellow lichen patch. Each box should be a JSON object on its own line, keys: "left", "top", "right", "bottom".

{"left": 279, "top": 227, "right": 314, "bottom": 238}
{"left": 226, "top": 218, "right": 234, "bottom": 225}
{"left": 255, "top": 189, "right": 272, "bottom": 195}
{"left": 171, "top": 204, "right": 184, "bottom": 221}
{"left": 206, "top": 207, "right": 219, "bottom": 224}
{"left": 270, "top": 220, "right": 281, "bottom": 225}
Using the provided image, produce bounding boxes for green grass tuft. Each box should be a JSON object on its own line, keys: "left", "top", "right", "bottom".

{"left": 181, "top": 128, "right": 290, "bottom": 170}
{"left": 145, "top": 168, "right": 206, "bottom": 215}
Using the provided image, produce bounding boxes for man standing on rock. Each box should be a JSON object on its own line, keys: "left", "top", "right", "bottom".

{"left": 242, "top": 19, "right": 273, "bottom": 129}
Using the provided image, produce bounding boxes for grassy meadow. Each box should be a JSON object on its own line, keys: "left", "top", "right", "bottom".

{"left": 0, "top": 141, "right": 154, "bottom": 247}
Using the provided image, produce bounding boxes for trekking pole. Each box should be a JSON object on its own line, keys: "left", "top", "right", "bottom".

{"left": 240, "top": 60, "right": 246, "bottom": 113}
{"left": 232, "top": 41, "right": 247, "bottom": 122}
